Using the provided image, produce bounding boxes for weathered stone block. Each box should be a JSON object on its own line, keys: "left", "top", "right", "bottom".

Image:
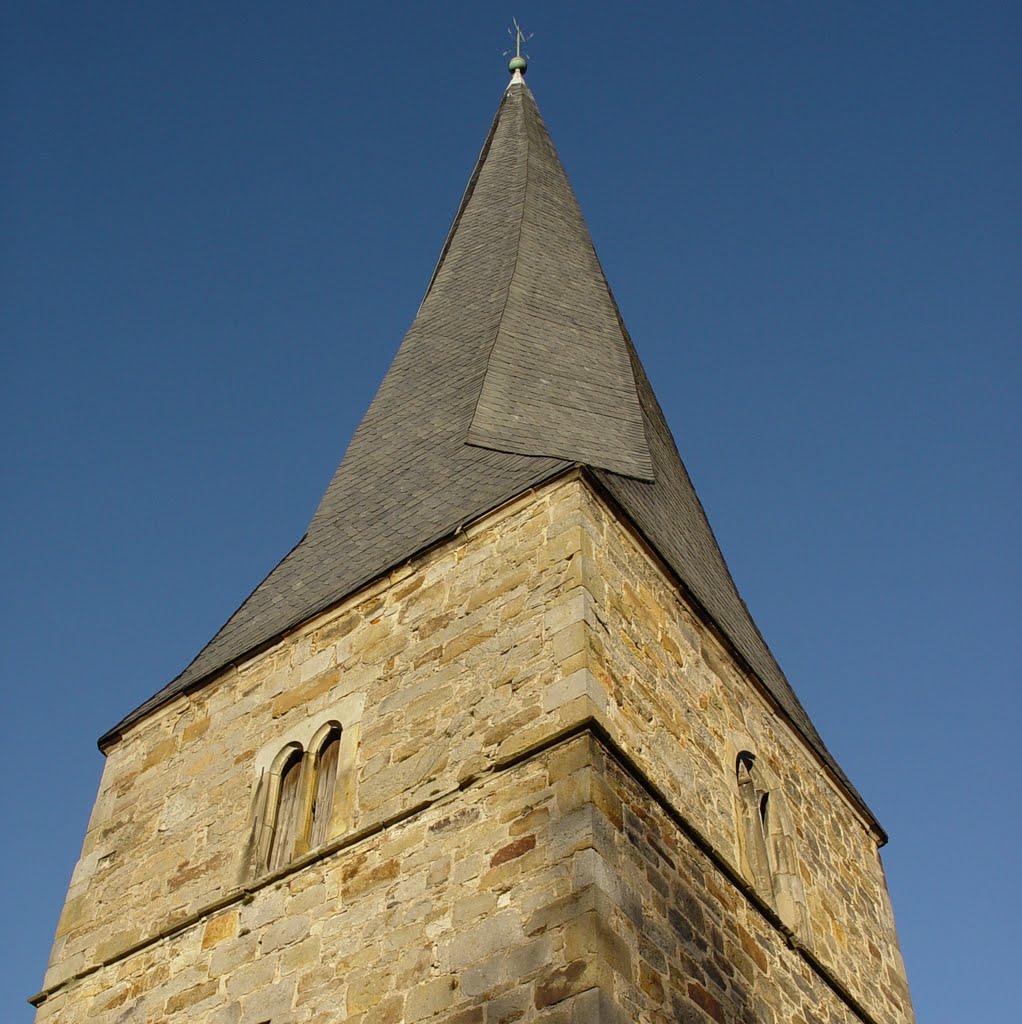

{"left": 405, "top": 975, "right": 459, "bottom": 1021}
{"left": 201, "top": 910, "right": 239, "bottom": 949}
{"left": 446, "top": 910, "right": 523, "bottom": 968}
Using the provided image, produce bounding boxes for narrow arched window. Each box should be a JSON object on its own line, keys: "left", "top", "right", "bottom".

{"left": 736, "top": 751, "right": 774, "bottom": 901}
{"left": 309, "top": 726, "right": 341, "bottom": 849}
{"left": 268, "top": 748, "right": 303, "bottom": 871}
{"left": 733, "top": 749, "right": 813, "bottom": 942}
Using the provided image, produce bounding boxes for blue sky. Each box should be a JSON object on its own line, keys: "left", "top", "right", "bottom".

{"left": 3, "top": 3, "right": 1019, "bottom": 1020}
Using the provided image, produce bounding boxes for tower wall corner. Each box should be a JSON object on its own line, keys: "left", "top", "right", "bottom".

{"left": 35, "top": 475, "right": 913, "bottom": 1023}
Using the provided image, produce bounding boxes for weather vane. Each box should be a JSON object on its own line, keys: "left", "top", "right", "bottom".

{"left": 504, "top": 18, "right": 532, "bottom": 75}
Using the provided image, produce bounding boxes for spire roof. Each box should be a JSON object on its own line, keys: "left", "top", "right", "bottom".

{"left": 101, "top": 77, "right": 877, "bottom": 833}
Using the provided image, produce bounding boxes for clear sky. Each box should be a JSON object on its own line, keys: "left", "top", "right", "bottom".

{"left": 3, "top": 3, "right": 1018, "bottom": 1020}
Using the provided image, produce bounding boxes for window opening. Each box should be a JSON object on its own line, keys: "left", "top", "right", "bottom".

{"left": 732, "top": 747, "right": 813, "bottom": 943}
{"left": 735, "top": 750, "right": 773, "bottom": 902}
{"left": 269, "top": 749, "right": 303, "bottom": 870}
{"left": 309, "top": 728, "right": 341, "bottom": 849}
{"left": 256, "top": 719, "right": 350, "bottom": 876}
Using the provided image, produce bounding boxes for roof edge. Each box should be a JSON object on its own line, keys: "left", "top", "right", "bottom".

{"left": 96, "top": 464, "right": 886, "bottom": 843}
{"left": 580, "top": 468, "right": 886, "bottom": 844}
{"left": 97, "top": 462, "right": 576, "bottom": 753}
{"left": 416, "top": 85, "right": 517, "bottom": 314}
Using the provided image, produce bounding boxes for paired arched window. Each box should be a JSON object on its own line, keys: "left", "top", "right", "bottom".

{"left": 734, "top": 750, "right": 813, "bottom": 943}
{"left": 263, "top": 722, "right": 343, "bottom": 872}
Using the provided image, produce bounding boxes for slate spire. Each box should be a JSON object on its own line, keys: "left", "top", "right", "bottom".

{"left": 102, "top": 74, "right": 874, "bottom": 829}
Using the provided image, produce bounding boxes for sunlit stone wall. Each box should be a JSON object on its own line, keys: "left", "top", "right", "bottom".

{"left": 35, "top": 474, "right": 912, "bottom": 1024}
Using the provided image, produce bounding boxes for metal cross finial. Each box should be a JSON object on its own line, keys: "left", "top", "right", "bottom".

{"left": 511, "top": 18, "right": 528, "bottom": 59}
{"left": 505, "top": 18, "right": 532, "bottom": 76}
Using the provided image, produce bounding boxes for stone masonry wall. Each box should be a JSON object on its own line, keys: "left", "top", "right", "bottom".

{"left": 37, "top": 473, "right": 911, "bottom": 1023}
{"left": 36, "top": 732, "right": 878, "bottom": 1024}
{"left": 39, "top": 734, "right": 631, "bottom": 1024}
{"left": 41, "top": 478, "right": 592, "bottom": 995}
{"left": 568, "top": 484, "right": 913, "bottom": 1024}
{"left": 583, "top": 732, "right": 871, "bottom": 1024}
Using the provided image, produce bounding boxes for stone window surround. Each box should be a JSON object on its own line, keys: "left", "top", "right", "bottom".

{"left": 250, "top": 691, "right": 364, "bottom": 874}
{"left": 726, "top": 735, "right": 813, "bottom": 945}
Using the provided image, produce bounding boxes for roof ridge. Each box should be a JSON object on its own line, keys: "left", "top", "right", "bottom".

{"left": 476, "top": 84, "right": 530, "bottom": 431}
{"left": 465, "top": 84, "right": 655, "bottom": 480}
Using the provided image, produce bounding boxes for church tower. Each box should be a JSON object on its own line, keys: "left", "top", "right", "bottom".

{"left": 34, "top": 60, "right": 914, "bottom": 1024}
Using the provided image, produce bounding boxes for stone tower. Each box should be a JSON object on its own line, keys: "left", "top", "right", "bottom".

{"left": 34, "top": 66, "right": 914, "bottom": 1024}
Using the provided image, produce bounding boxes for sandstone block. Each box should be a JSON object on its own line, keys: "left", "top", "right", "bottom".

{"left": 209, "top": 931, "right": 259, "bottom": 976}
{"left": 405, "top": 975, "right": 458, "bottom": 1021}
{"left": 543, "top": 668, "right": 608, "bottom": 715}
{"left": 261, "top": 914, "right": 310, "bottom": 953}
{"left": 446, "top": 910, "right": 522, "bottom": 968}
{"left": 460, "top": 956, "right": 505, "bottom": 998}
{"left": 164, "top": 978, "right": 219, "bottom": 1014}
{"left": 202, "top": 910, "right": 239, "bottom": 949}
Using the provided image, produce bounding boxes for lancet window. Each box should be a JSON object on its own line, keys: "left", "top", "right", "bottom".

{"left": 734, "top": 749, "right": 813, "bottom": 944}
{"left": 736, "top": 751, "right": 774, "bottom": 900}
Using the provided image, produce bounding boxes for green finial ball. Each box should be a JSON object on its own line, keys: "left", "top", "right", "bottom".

{"left": 508, "top": 55, "right": 527, "bottom": 75}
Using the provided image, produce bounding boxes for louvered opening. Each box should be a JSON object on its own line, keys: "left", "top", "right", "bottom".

{"left": 268, "top": 750, "right": 303, "bottom": 871}
{"left": 309, "top": 729, "right": 341, "bottom": 849}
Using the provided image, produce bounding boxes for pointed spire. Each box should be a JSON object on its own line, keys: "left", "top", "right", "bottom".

{"left": 99, "top": 71, "right": 877, "bottom": 833}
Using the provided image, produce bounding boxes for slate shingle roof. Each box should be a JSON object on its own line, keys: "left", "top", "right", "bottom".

{"left": 100, "top": 79, "right": 880, "bottom": 836}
